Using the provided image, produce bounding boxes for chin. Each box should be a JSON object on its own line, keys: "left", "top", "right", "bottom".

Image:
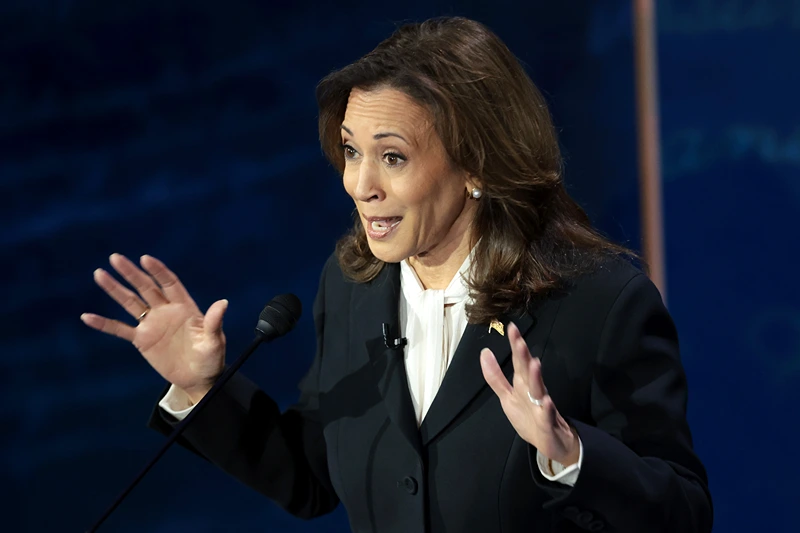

{"left": 366, "top": 238, "right": 411, "bottom": 264}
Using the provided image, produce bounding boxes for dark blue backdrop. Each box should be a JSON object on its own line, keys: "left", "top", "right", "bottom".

{"left": 3, "top": 1, "right": 798, "bottom": 531}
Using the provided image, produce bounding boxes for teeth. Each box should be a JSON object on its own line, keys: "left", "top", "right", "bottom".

{"left": 371, "top": 219, "right": 400, "bottom": 231}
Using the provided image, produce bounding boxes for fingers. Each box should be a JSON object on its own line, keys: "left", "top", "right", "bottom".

{"left": 203, "top": 299, "right": 229, "bottom": 336}
{"left": 80, "top": 313, "right": 136, "bottom": 342}
{"left": 93, "top": 268, "right": 151, "bottom": 320}
{"left": 527, "top": 355, "right": 548, "bottom": 402}
{"left": 540, "top": 395, "right": 558, "bottom": 428}
{"left": 508, "top": 322, "right": 533, "bottom": 390}
{"left": 109, "top": 254, "right": 168, "bottom": 308}
{"left": 480, "top": 348, "right": 513, "bottom": 398}
{"left": 140, "top": 255, "right": 196, "bottom": 307}
{"left": 509, "top": 321, "right": 548, "bottom": 404}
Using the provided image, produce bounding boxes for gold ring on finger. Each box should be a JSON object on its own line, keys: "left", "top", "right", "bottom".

{"left": 137, "top": 307, "right": 151, "bottom": 323}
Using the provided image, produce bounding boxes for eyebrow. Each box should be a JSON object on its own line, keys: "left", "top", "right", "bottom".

{"left": 340, "top": 125, "right": 409, "bottom": 144}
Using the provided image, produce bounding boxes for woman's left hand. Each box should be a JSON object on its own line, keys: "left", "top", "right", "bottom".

{"left": 480, "top": 322, "right": 580, "bottom": 467}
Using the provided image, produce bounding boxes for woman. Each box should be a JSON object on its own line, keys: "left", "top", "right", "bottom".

{"left": 82, "top": 17, "right": 712, "bottom": 533}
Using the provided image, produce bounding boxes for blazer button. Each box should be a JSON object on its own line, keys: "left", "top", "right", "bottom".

{"left": 399, "top": 476, "right": 418, "bottom": 495}
{"left": 576, "top": 511, "right": 594, "bottom": 525}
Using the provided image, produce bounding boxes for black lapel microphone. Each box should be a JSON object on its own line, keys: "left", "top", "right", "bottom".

{"left": 86, "top": 294, "right": 303, "bottom": 532}
{"left": 382, "top": 322, "right": 407, "bottom": 349}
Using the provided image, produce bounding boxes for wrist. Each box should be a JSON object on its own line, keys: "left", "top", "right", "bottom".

{"left": 183, "top": 384, "right": 213, "bottom": 406}
{"left": 545, "top": 427, "right": 580, "bottom": 467}
{"left": 562, "top": 427, "right": 580, "bottom": 466}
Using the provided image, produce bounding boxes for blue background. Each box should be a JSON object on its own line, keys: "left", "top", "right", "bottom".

{"left": 3, "top": 1, "right": 798, "bottom": 531}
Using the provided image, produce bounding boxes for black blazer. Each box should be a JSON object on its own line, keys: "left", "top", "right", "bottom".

{"left": 150, "top": 254, "right": 712, "bottom": 533}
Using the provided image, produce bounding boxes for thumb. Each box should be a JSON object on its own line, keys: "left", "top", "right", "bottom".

{"left": 203, "top": 299, "right": 229, "bottom": 335}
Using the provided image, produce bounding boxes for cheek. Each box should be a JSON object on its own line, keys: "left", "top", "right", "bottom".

{"left": 341, "top": 167, "right": 357, "bottom": 198}
{"left": 397, "top": 167, "right": 449, "bottom": 204}
{"left": 406, "top": 176, "right": 461, "bottom": 214}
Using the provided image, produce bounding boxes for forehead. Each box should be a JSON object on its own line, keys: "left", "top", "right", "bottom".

{"left": 342, "top": 87, "right": 432, "bottom": 138}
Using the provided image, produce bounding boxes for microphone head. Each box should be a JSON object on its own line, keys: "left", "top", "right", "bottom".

{"left": 256, "top": 293, "right": 302, "bottom": 340}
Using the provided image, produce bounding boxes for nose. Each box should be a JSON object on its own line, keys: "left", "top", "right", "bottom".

{"left": 352, "top": 159, "right": 385, "bottom": 203}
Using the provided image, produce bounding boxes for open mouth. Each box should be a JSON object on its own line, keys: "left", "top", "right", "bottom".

{"left": 365, "top": 216, "right": 403, "bottom": 239}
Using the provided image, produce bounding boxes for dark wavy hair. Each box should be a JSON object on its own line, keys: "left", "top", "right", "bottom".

{"left": 315, "top": 16, "right": 634, "bottom": 324}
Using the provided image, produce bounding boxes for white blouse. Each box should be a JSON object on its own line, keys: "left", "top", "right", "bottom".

{"left": 398, "top": 254, "right": 470, "bottom": 426}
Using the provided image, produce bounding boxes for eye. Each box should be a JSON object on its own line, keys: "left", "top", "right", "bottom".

{"left": 383, "top": 152, "right": 406, "bottom": 167}
{"left": 342, "top": 143, "right": 358, "bottom": 159}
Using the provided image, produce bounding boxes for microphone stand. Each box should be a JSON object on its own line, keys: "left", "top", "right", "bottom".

{"left": 86, "top": 334, "right": 265, "bottom": 532}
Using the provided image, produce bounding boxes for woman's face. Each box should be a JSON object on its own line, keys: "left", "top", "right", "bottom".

{"left": 341, "top": 87, "right": 476, "bottom": 264}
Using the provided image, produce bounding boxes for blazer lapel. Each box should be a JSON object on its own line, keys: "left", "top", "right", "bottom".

{"left": 353, "top": 262, "right": 422, "bottom": 457}
{"left": 419, "top": 308, "right": 537, "bottom": 446}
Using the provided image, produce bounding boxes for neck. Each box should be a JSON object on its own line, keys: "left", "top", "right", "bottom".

{"left": 407, "top": 208, "right": 475, "bottom": 290}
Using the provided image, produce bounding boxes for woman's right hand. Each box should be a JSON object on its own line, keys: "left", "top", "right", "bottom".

{"left": 81, "top": 253, "right": 228, "bottom": 404}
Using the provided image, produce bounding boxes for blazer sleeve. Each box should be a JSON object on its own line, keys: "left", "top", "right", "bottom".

{"left": 147, "top": 257, "right": 340, "bottom": 519}
{"left": 530, "top": 273, "right": 713, "bottom": 533}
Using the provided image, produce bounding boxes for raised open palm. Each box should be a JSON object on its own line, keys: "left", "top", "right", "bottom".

{"left": 81, "top": 253, "right": 228, "bottom": 403}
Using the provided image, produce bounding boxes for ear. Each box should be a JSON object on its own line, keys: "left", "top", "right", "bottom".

{"left": 465, "top": 174, "right": 483, "bottom": 198}
{"left": 464, "top": 173, "right": 482, "bottom": 192}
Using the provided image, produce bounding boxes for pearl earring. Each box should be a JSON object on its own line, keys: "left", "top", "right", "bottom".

{"left": 471, "top": 188, "right": 482, "bottom": 199}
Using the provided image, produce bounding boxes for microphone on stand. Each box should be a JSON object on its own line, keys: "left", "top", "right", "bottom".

{"left": 86, "top": 293, "right": 303, "bottom": 533}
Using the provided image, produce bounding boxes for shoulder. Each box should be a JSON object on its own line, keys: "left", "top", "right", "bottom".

{"left": 541, "top": 256, "right": 675, "bottom": 380}
{"left": 319, "top": 252, "right": 399, "bottom": 292}
{"left": 564, "top": 254, "right": 648, "bottom": 299}
{"left": 552, "top": 255, "right": 664, "bottom": 331}
{"left": 318, "top": 252, "right": 356, "bottom": 288}
{"left": 316, "top": 252, "right": 390, "bottom": 311}
{"left": 316, "top": 252, "right": 353, "bottom": 305}
{"left": 319, "top": 252, "right": 344, "bottom": 285}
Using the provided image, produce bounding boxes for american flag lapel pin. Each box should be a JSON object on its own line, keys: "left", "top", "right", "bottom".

{"left": 489, "top": 319, "right": 504, "bottom": 336}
